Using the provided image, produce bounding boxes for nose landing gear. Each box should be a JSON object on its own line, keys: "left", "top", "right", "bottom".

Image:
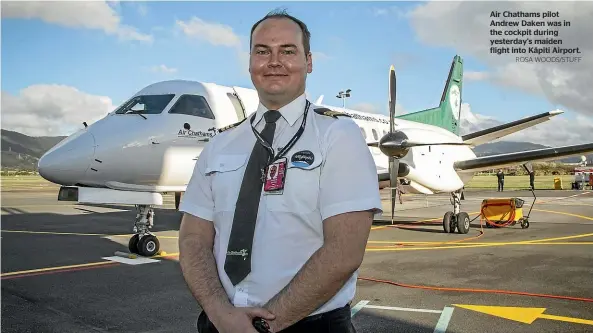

{"left": 443, "top": 190, "right": 470, "bottom": 234}
{"left": 128, "top": 205, "right": 161, "bottom": 257}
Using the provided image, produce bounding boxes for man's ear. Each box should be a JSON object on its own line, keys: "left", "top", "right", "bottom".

{"left": 307, "top": 52, "right": 313, "bottom": 73}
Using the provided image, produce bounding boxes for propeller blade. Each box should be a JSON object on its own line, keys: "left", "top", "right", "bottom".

{"left": 389, "top": 156, "right": 399, "bottom": 225}
{"left": 367, "top": 142, "right": 379, "bottom": 147}
{"left": 389, "top": 65, "right": 396, "bottom": 134}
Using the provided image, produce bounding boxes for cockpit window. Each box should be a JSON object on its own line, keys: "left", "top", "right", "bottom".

{"left": 114, "top": 94, "right": 175, "bottom": 115}
{"left": 169, "top": 94, "right": 215, "bottom": 119}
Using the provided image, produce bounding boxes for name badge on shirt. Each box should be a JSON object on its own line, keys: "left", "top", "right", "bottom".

{"left": 264, "top": 157, "right": 287, "bottom": 195}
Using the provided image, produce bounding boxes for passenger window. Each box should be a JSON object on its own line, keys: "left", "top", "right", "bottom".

{"left": 360, "top": 127, "right": 367, "bottom": 139}
{"left": 169, "top": 94, "right": 215, "bottom": 119}
{"left": 372, "top": 129, "right": 378, "bottom": 140}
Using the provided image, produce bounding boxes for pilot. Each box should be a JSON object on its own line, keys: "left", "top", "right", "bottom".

{"left": 178, "top": 9, "right": 382, "bottom": 333}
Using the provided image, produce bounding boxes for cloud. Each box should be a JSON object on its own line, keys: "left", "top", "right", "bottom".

{"left": 350, "top": 102, "right": 406, "bottom": 116}
{"left": 176, "top": 17, "right": 242, "bottom": 48}
{"left": 465, "top": 71, "right": 490, "bottom": 81}
{"left": 459, "top": 103, "right": 593, "bottom": 147}
{"left": 176, "top": 16, "right": 331, "bottom": 76}
{"left": 407, "top": 1, "right": 593, "bottom": 118}
{"left": 1, "top": 1, "right": 152, "bottom": 43}
{"left": 1, "top": 85, "right": 115, "bottom": 137}
{"left": 149, "top": 64, "right": 178, "bottom": 74}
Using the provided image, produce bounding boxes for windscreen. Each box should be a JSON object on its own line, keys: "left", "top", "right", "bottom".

{"left": 114, "top": 94, "right": 175, "bottom": 115}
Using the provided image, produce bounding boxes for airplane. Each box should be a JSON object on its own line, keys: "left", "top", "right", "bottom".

{"left": 37, "top": 54, "right": 593, "bottom": 257}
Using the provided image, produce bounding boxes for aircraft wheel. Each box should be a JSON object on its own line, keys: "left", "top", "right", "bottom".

{"left": 443, "top": 211, "right": 455, "bottom": 233}
{"left": 456, "top": 212, "right": 470, "bottom": 234}
{"left": 137, "top": 234, "right": 160, "bottom": 257}
{"left": 128, "top": 234, "right": 140, "bottom": 254}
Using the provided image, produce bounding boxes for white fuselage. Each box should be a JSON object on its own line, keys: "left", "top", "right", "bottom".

{"left": 38, "top": 80, "right": 477, "bottom": 196}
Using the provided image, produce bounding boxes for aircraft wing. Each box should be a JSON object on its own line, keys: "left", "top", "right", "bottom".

{"left": 454, "top": 142, "right": 593, "bottom": 173}
{"left": 462, "top": 110, "right": 563, "bottom": 147}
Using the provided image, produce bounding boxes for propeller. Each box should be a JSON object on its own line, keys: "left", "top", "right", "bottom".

{"left": 374, "top": 65, "right": 471, "bottom": 224}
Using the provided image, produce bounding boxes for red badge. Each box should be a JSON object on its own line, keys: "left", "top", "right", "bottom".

{"left": 264, "top": 157, "right": 287, "bottom": 194}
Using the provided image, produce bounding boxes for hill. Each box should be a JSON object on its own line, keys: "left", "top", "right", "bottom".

{"left": 1, "top": 129, "right": 66, "bottom": 171}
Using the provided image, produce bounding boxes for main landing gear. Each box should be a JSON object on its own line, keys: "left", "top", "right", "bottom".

{"left": 128, "top": 205, "right": 160, "bottom": 257}
{"left": 443, "top": 190, "right": 470, "bottom": 234}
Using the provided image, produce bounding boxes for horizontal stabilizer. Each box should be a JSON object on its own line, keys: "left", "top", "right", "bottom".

{"left": 454, "top": 142, "right": 593, "bottom": 172}
{"left": 462, "top": 110, "right": 563, "bottom": 147}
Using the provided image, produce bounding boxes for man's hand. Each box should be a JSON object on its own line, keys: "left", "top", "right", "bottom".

{"left": 264, "top": 210, "right": 373, "bottom": 331}
{"left": 209, "top": 305, "right": 276, "bottom": 333}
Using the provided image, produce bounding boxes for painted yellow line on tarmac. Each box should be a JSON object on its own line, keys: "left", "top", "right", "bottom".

{"left": 1, "top": 252, "right": 180, "bottom": 277}
{"left": 366, "top": 240, "right": 593, "bottom": 245}
{"left": 2, "top": 230, "right": 109, "bottom": 236}
{"left": 1, "top": 261, "right": 116, "bottom": 277}
{"left": 532, "top": 209, "right": 593, "bottom": 221}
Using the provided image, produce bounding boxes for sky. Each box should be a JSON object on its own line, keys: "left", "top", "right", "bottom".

{"left": 2, "top": 1, "right": 592, "bottom": 147}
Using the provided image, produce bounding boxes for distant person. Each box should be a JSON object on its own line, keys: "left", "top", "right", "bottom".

{"left": 529, "top": 171, "right": 535, "bottom": 190}
{"left": 497, "top": 169, "right": 505, "bottom": 192}
{"left": 177, "top": 9, "right": 382, "bottom": 333}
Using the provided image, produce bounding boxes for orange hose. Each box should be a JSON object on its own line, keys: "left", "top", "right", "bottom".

{"left": 357, "top": 276, "right": 593, "bottom": 303}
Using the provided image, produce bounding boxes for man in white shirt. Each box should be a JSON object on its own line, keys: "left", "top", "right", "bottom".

{"left": 178, "top": 9, "right": 382, "bottom": 333}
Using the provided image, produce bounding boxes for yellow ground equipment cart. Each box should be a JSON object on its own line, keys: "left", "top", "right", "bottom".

{"left": 480, "top": 191, "right": 535, "bottom": 229}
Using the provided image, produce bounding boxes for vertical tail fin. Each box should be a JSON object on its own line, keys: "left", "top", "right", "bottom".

{"left": 395, "top": 55, "right": 464, "bottom": 135}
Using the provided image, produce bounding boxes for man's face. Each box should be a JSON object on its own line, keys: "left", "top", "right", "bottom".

{"left": 249, "top": 18, "right": 312, "bottom": 104}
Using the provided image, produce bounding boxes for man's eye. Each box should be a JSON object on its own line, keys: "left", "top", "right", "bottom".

{"left": 256, "top": 50, "right": 268, "bottom": 55}
{"left": 283, "top": 50, "right": 295, "bottom": 54}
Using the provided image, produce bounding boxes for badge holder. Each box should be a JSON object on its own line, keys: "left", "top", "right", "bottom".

{"left": 263, "top": 157, "right": 287, "bottom": 195}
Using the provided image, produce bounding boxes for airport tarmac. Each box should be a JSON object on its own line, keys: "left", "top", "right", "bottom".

{"left": 2, "top": 188, "right": 593, "bottom": 332}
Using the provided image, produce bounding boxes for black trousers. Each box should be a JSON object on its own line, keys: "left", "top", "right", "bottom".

{"left": 498, "top": 180, "right": 504, "bottom": 191}
{"left": 197, "top": 304, "right": 356, "bottom": 333}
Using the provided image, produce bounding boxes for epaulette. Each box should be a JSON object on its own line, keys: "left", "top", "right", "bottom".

{"left": 218, "top": 118, "right": 247, "bottom": 133}
{"left": 314, "top": 107, "right": 351, "bottom": 119}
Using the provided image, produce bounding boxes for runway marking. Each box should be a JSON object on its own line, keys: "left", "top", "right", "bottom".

{"left": 433, "top": 306, "right": 455, "bottom": 333}
{"left": 532, "top": 209, "right": 593, "bottom": 221}
{"left": 1, "top": 230, "right": 180, "bottom": 239}
{"left": 1, "top": 252, "right": 180, "bottom": 279}
{"left": 365, "top": 232, "right": 593, "bottom": 251}
{"left": 350, "top": 300, "right": 369, "bottom": 317}
{"left": 453, "top": 304, "right": 593, "bottom": 326}
{"left": 1, "top": 230, "right": 110, "bottom": 236}
{"left": 102, "top": 256, "right": 160, "bottom": 265}
{"left": 363, "top": 304, "right": 442, "bottom": 314}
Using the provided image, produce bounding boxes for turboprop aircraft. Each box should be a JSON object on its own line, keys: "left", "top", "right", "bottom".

{"left": 38, "top": 54, "right": 593, "bottom": 257}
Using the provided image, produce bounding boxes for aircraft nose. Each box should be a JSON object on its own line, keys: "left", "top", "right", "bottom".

{"left": 38, "top": 131, "right": 96, "bottom": 185}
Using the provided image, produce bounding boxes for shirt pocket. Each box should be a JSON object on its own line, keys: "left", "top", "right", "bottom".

{"left": 266, "top": 150, "right": 323, "bottom": 214}
{"left": 206, "top": 154, "right": 249, "bottom": 213}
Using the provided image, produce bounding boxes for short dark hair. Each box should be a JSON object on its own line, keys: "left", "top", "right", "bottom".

{"left": 250, "top": 9, "right": 311, "bottom": 55}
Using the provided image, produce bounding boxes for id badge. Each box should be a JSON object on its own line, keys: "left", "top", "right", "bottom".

{"left": 264, "top": 157, "right": 287, "bottom": 195}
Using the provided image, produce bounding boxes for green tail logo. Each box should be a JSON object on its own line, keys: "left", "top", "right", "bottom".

{"left": 395, "top": 55, "right": 464, "bottom": 135}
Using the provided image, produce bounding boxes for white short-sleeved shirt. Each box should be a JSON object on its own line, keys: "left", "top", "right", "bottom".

{"left": 179, "top": 93, "right": 383, "bottom": 316}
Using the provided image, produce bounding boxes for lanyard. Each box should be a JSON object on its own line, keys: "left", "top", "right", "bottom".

{"left": 250, "top": 100, "right": 311, "bottom": 165}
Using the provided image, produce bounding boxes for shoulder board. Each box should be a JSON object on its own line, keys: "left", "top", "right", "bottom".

{"left": 218, "top": 118, "right": 247, "bottom": 133}
{"left": 313, "top": 107, "right": 351, "bottom": 119}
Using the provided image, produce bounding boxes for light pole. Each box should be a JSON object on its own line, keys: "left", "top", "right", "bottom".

{"left": 336, "top": 89, "right": 351, "bottom": 108}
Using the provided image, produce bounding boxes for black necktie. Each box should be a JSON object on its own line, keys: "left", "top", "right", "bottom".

{"left": 224, "top": 110, "right": 282, "bottom": 285}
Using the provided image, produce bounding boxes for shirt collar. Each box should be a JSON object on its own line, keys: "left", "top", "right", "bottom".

{"left": 253, "top": 93, "right": 307, "bottom": 127}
